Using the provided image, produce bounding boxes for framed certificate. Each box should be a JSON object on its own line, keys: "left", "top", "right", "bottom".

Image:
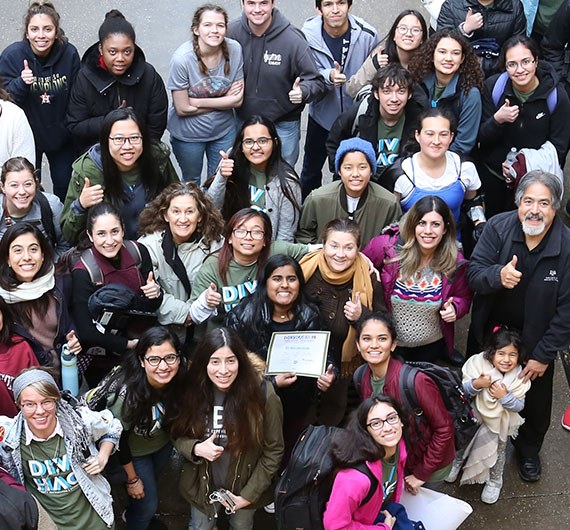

{"left": 266, "top": 331, "right": 330, "bottom": 378}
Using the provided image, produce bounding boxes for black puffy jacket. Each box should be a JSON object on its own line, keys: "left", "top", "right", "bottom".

{"left": 437, "top": 0, "right": 526, "bottom": 76}
{"left": 541, "top": 0, "right": 570, "bottom": 84}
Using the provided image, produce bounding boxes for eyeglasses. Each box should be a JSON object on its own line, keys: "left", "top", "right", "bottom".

{"left": 144, "top": 354, "right": 180, "bottom": 366}
{"left": 109, "top": 135, "right": 143, "bottom": 146}
{"left": 396, "top": 25, "right": 423, "bottom": 36}
{"left": 366, "top": 412, "right": 400, "bottom": 431}
{"left": 232, "top": 228, "right": 265, "bottom": 240}
{"left": 242, "top": 137, "right": 272, "bottom": 149}
{"left": 20, "top": 399, "right": 57, "bottom": 413}
{"left": 505, "top": 58, "right": 535, "bottom": 71}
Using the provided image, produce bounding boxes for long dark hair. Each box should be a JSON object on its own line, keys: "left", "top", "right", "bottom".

{"left": 169, "top": 327, "right": 265, "bottom": 453}
{"left": 331, "top": 395, "right": 408, "bottom": 467}
{"left": 219, "top": 115, "right": 301, "bottom": 221}
{"left": 383, "top": 9, "right": 427, "bottom": 63}
{"left": 104, "top": 326, "right": 184, "bottom": 436}
{"left": 99, "top": 108, "right": 167, "bottom": 206}
{"left": 0, "top": 297, "right": 18, "bottom": 346}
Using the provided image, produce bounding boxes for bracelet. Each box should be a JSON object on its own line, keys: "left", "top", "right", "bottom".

{"left": 126, "top": 476, "right": 140, "bottom": 486}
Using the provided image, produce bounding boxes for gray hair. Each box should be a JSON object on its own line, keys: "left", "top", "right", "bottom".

{"left": 514, "top": 170, "right": 562, "bottom": 209}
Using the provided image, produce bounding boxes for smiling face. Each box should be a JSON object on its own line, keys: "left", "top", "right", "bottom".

{"left": 433, "top": 37, "right": 464, "bottom": 80}
{"left": 19, "top": 387, "right": 58, "bottom": 439}
{"left": 108, "top": 119, "right": 143, "bottom": 171}
{"left": 415, "top": 210, "right": 446, "bottom": 256}
{"left": 26, "top": 14, "right": 57, "bottom": 57}
{"left": 7, "top": 232, "right": 44, "bottom": 283}
{"left": 356, "top": 319, "right": 396, "bottom": 368}
{"left": 241, "top": 123, "right": 274, "bottom": 172}
{"left": 194, "top": 10, "right": 227, "bottom": 49}
{"left": 323, "top": 230, "right": 358, "bottom": 273}
{"left": 366, "top": 402, "right": 403, "bottom": 454}
{"left": 207, "top": 346, "right": 239, "bottom": 392}
{"left": 492, "top": 343, "right": 519, "bottom": 374}
{"left": 415, "top": 116, "right": 453, "bottom": 161}
{"left": 339, "top": 151, "right": 372, "bottom": 198}
{"left": 394, "top": 14, "right": 424, "bottom": 52}
{"left": 230, "top": 215, "right": 266, "bottom": 265}
{"left": 318, "top": 0, "right": 351, "bottom": 35}
{"left": 99, "top": 33, "right": 135, "bottom": 76}
{"left": 266, "top": 264, "right": 300, "bottom": 313}
{"left": 141, "top": 341, "right": 180, "bottom": 389}
{"left": 242, "top": 0, "right": 274, "bottom": 34}
{"left": 164, "top": 195, "right": 202, "bottom": 244}
{"left": 517, "top": 183, "right": 556, "bottom": 238}
{"left": 505, "top": 43, "right": 538, "bottom": 93}
{"left": 2, "top": 169, "right": 37, "bottom": 216}
{"left": 376, "top": 81, "right": 410, "bottom": 123}
{"left": 88, "top": 213, "right": 124, "bottom": 259}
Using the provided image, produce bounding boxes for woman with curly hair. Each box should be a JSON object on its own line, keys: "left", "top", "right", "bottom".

{"left": 409, "top": 29, "right": 484, "bottom": 155}
{"left": 138, "top": 182, "right": 225, "bottom": 347}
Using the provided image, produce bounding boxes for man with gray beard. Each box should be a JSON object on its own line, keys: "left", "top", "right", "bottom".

{"left": 466, "top": 170, "right": 570, "bottom": 483}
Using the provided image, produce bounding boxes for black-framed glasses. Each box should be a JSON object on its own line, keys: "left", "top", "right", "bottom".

{"left": 232, "top": 228, "right": 265, "bottom": 240}
{"left": 396, "top": 25, "right": 423, "bottom": 36}
{"left": 144, "top": 354, "right": 180, "bottom": 366}
{"left": 109, "top": 135, "right": 143, "bottom": 146}
{"left": 505, "top": 58, "right": 535, "bottom": 71}
{"left": 366, "top": 412, "right": 400, "bottom": 431}
{"left": 242, "top": 136, "right": 272, "bottom": 149}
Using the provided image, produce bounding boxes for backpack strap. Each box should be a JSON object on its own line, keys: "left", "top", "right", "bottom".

{"left": 491, "top": 72, "right": 509, "bottom": 108}
{"left": 123, "top": 239, "right": 142, "bottom": 267}
{"left": 353, "top": 363, "right": 367, "bottom": 397}
{"left": 36, "top": 192, "right": 57, "bottom": 247}
{"left": 546, "top": 87, "right": 558, "bottom": 114}
{"left": 398, "top": 364, "right": 423, "bottom": 417}
{"left": 353, "top": 462, "right": 379, "bottom": 507}
{"left": 80, "top": 249, "right": 104, "bottom": 286}
{"left": 351, "top": 93, "right": 371, "bottom": 135}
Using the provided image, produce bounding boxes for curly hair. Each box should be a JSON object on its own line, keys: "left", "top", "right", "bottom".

{"left": 408, "top": 29, "right": 484, "bottom": 95}
{"left": 138, "top": 182, "right": 224, "bottom": 245}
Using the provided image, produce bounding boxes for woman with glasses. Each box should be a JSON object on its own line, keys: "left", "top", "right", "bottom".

{"left": 351, "top": 312, "right": 455, "bottom": 495}
{"left": 61, "top": 107, "right": 179, "bottom": 244}
{"left": 207, "top": 115, "right": 302, "bottom": 242}
{"left": 477, "top": 35, "right": 570, "bottom": 217}
{"left": 92, "top": 326, "right": 185, "bottom": 529}
{"left": 0, "top": 368, "right": 122, "bottom": 529}
{"left": 323, "top": 394, "right": 407, "bottom": 529}
{"left": 346, "top": 9, "right": 428, "bottom": 97}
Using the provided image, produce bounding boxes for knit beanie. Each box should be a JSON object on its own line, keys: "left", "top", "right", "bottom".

{"left": 13, "top": 369, "right": 59, "bottom": 402}
{"left": 334, "top": 137, "right": 377, "bottom": 175}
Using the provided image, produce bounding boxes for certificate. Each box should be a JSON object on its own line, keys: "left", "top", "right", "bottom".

{"left": 266, "top": 331, "right": 330, "bottom": 378}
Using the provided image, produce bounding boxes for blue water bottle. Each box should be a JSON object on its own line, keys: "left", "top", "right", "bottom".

{"left": 61, "top": 344, "right": 79, "bottom": 396}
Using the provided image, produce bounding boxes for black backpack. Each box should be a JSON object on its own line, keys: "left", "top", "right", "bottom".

{"left": 275, "top": 424, "right": 378, "bottom": 530}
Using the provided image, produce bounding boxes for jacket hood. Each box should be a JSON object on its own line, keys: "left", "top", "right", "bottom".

{"left": 238, "top": 8, "right": 291, "bottom": 40}
{"left": 87, "top": 143, "right": 104, "bottom": 171}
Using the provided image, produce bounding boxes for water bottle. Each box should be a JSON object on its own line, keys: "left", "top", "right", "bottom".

{"left": 505, "top": 147, "right": 517, "bottom": 167}
{"left": 61, "top": 344, "right": 79, "bottom": 396}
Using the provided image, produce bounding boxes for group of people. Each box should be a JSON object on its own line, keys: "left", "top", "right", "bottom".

{"left": 0, "top": 0, "right": 569, "bottom": 529}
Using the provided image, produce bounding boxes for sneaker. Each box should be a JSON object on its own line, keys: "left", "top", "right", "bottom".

{"left": 562, "top": 405, "right": 570, "bottom": 431}
{"left": 481, "top": 482, "right": 502, "bottom": 504}
{"left": 445, "top": 459, "right": 464, "bottom": 483}
{"left": 518, "top": 455, "right": 541, "bottom": 482}
{"left": 264, "top": 502, "right": 275, "bottom": 514}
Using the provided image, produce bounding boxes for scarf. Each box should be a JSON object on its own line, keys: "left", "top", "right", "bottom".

{"left": 0, "top": 265, "right": 55, "bottom": 304}
{"left": 161, "top": 227, "right": 192, "bottom": 297}
{"left": 300, "top": 250, "right": 373, "bottom": 367}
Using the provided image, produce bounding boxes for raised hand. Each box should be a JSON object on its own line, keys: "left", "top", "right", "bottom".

{"left": 439, "top": 297, "right": 456, "bottom": 323}
{"left": 495, "top": 98, "right": 520, "bottom": 124}
{"left": 330, "top": 61, "right": 346, "bottom": 87}
{"left": 21, "top": 59, "right": 35, "bottom": 85}
{"left": 500, "top": 255, "right": 522, "bottom": 289}
{"left": 344, "top": 291, "right": 362, "bottom": 322}
{"left": 79, "top": 177, "right": 104, "bottom": 209}
{"left": 288, "top": 77, "right": 303, "bottom": 104}
{"left": 141, "top": 271, "right": 161, "bottom": 299}
{"left": 65, "top": 330, "right": 82, "bottom": 355}
{"left": 194, "top": 432, "right": 225, "bottom": 462}
{"left": 317, "top": 364, "right": 335, "bottom": 392}
{"left": 464, "top": 7, "right": 484, "bottom": 34}
{"left": 219, "top": 150, "right": 234, "bottom": 178}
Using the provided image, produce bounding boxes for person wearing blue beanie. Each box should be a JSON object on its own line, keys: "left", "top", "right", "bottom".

{"left": 334, "top": 137, "right": 378, "bottom": 175}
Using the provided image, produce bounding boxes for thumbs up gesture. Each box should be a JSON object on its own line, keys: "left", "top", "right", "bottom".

{"left": 330, "top": 61, "right": 346, "bottom": 87}
{"left": 141, "top": 271, "right": 162, "bottom": 299}
{"left": 500, "top": 255, "right": 522, "bottom": 289}
{"left": 317, "top": 364, "right": 336, "bottom": 392}
{"left": 65, "top": 330, "right": 82, "bottom": 355}
{"left": 464, "top": 7, "right": 484, "bottom": 34}
{"left": 194, "top": 432, "right": 225, "bottom": 462}
{"left": 79, "top": 176, "right": 105, "bottom": 209}
{"left": 344, "top": 291, "right": 363, "bottom": 322}
{"left": 219, "top": 150, "right": 234, "bottom": 178}
{"left": 21, "top": 59, "right": 35, "bottom": 85}
{"left": 439, "top": 297, "right": 457, "bottom": 323}
{"left": 495, "top": 98, "right": 520, "bottom": 124}
{"left": 288, "top": 76, "right": 303, "bottom": 104}
{"left": 204, "top": 282, "right": 222, "bottom": 308}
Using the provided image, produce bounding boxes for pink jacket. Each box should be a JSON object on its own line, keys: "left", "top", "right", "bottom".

{"left": 363, "top": 228, "right": 472, "bottom": 357}
{"left": 323, "top": 440, "right": 407, "bottom": 530}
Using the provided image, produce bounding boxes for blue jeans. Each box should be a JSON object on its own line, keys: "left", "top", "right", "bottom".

{"left": 189, "top": 505, "right": 256, "bottom": 530}
{"left": 171, "top": 126, "right": 236, "bottom": 185}
{"left": 36, "top": 144, "right": 77, "bottom": 202}
{"left": 275, "top": 119, "right": 300, "bottom": 168}
{"left": 124, "top": 442, "right": 173, "bottom": 530}
{"left": 300, "top": 115, "right": 329, "bottom": 199}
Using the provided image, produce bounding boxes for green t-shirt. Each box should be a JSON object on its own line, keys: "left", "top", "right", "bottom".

{"left": 376, "top": 115, "right": 406, "bottom": 172}
{"left": 432, "top": 85, "right": 446, "bottom": 103}
{"left": 370, "top": 372, "right": 386, "bottom": 396}
{"left": 21, "top": 434, "right": 108, "bottom": 530}
{"left": 249, "top": 168, "right": 267, "bottom": 211}
{"left": 513, "top": 86, "right": 536, "bottom": 104}
{"left": 108, "top": 393, "right": 170, "bottom": 457}
{"left": 382, "top": 447, "right": 399, "bottom": 502}
{"left": 535, "top": 0, "right": 565, "bottom": 35}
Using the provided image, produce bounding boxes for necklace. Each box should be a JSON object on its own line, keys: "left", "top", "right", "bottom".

{"left": 28, "top": 434, "right": 62, "bottom": 463}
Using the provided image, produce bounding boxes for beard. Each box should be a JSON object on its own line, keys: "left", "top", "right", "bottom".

{"left": 521, "top": 214, "right": 546, "bottom": 236}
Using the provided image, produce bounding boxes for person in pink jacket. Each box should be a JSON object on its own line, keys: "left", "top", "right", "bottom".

{"left": 324, "top": 394, "right": 407, "bottom": 529}
{"left": 363, "top": 195, "right": 472, "bottom": 366}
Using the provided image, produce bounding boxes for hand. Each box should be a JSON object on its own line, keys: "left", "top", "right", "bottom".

{"left": 79, "top": 177, "right": 104, "bottom": 209}
{"left": 317, "top": 364, "right": 335, "bottom": 392}
{"left": 439, "top": 297, "right": 456, "bottom": 323}
{"left": 204, "top": 282, "right": 222, "bottom": 308}
{"left": 380, "top": 509, "right": 396, "bottom": 529}
{"left": 473, "top": 372, "right": 492, "bottom": 390}
{"left": 225, "top": 491, "right": 251, "bottom": 511}
{"left": 126, "top": 339, "right": 139, "bottom": 350}
{"left": 126, "top": 477, "right": 145, "bottom": 499}
{"left": 472, "top": 221, "right": 486, "bottom": 242}
{"left": 519, "top": 359, "right": 548, "bottom": 382}
{"left": 488, "top": 381, "right": 507, "bottom": 399}
{"left": 500, "top": 255, "right": 522, "bottom": 289}
{"left": 227, "top": 79, "right": 244, "bottom": 96}
{"left": 141, "top": 272, "right": 161, "bottom": 299}
{"left": 194, "top": 432, "right": 224, "bottom": 462}
{"left": 404, "top": 474, "right": 425, "bottom": 495}
{"left": 373, "top": 48, "right": 389, "bottom": 68}
{"left": 360, "top": 252, "right": 380, "bottom": 282}
{"left": 65, "top": 330, "right": 82, "bottom": 355}
{"left": 464, "top": 7, "right": 484, "bottom": 33}
{"left": 288, "top": 77, "right": 303, "bottom": 104}
{"left": 494, "top": 98, "right": 520, "bottom": 124}
{"left": 219, "top": 150, "right": 234, "bottom": 178}
{"left": 344, "top": 291, "right": 362, "bottom": 322}
{"left": 83, "top": 452, "right": 109, "bottom": 475}
{"left": 21, "top": 59, "right": 35, "bottom": 85}
{"left": 118, "top": 99, "right": 127, "bottom": 109}
{"left": 275, "top": 372, "right": 297, "bottom": 388}
{"left": 329, "top": 61, "right": 346, "bottom": 87}
{"left": 501, "top": 160, "right": 515, "bottom": 182}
